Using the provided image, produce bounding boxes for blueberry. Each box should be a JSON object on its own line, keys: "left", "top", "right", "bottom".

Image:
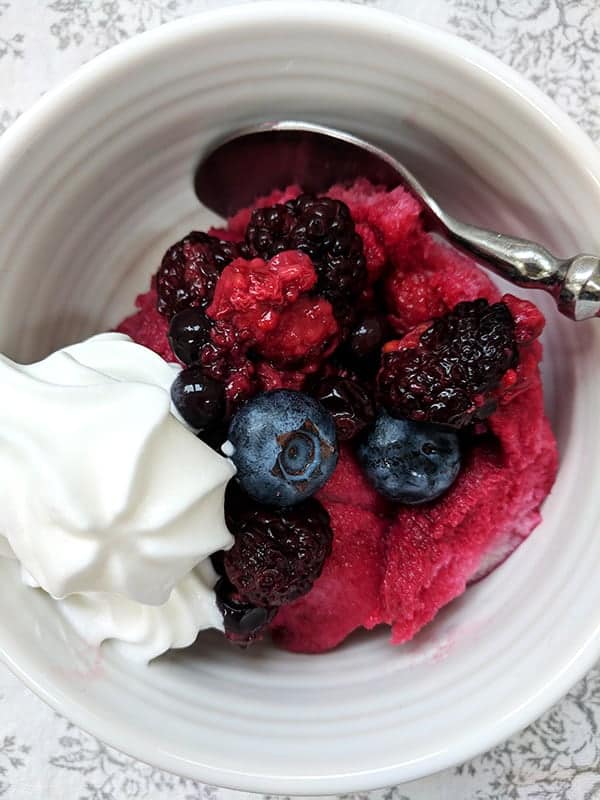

{"left": 171, "top": 365, "right": 225, "bottom": 430}
{"left": 168, "top": 308, "right": 212, "bottom": 365}
{"left": 357, "top": 412, "right": 461, "bottom": 504}
{"left": 227, "top": 389, "right": 338, "bottom": 506}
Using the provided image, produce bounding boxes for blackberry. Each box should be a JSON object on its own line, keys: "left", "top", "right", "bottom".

{"left": 312, "top": 375, "right": 376, "bottom": 441}
{"left": 223, "top": 482, "right": 333, "bottom": 607}
{"left": 156, "top": 231, "right": 241, "bottom": 319}
{"left": 245, "top": 194, "right": 367, "bottom": 327}
{"left": 215, "top": 577, "right": 276, "bottom": 646}
{"left": 378, "top": 299, "right": 518, "bottom": 428}
{"left": 244, "top": 204, "right": 296, "bottom": 257}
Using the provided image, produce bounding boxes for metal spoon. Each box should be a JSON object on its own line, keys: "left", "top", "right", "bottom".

{"left": 194, "top": 121, "right": 600, "bottom": 321}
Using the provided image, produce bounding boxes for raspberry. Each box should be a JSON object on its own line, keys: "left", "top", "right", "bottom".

{"left": 378, "top": 299, "right": 518, "bottom": 428}
{"left": 207, "top": 251, "right": 317, "bottom": 347}
{"left": 200, "top": 250, "right": 335, "bottom": 408}
{"left": 116, "top": 287, "right": 173, "bottom": 361}
{"left": 385, "top": 236, "right": 499, "bottom": 334}
{"left": 223, "top": 483, "right": 333, "bottom": 607}
{"left": 502, "top": 294, "right": 545, "bottom": 344}
{"left": 255, "top": 362, "right": 307, "bottom": 393}
{"left": 199, "top": 251, "right": 317, "bottom": 409}
{"left": 257, "top": 295, "right": 339, "bottom": 368}
{"left": 156, "top": 232, "right": 241, "bottom": 319}
{"left": 245, "top": 194, "right": 367, "bottom": 327}
{"left": 354, "top": 222, "right": 387, "bottom": 283}
{"left": 326, "top": 179, "right": 422, "bottom": 252}
{"left": 311, "top": 375, "right": 376, "bottom": 440}
{"left": 225, "top": 358, "right": 256, "bottom": 408}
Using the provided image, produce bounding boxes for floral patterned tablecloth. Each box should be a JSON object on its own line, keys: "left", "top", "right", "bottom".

{"left": 1, "top": 1, "right": 600, "bottom": 798}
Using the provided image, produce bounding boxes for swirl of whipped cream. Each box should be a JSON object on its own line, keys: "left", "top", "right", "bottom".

{"left": 57, "top": 561, "right": 223, "bottom": 663}
{"left": 0, "top": 332, "right": 235, "bottom": 659}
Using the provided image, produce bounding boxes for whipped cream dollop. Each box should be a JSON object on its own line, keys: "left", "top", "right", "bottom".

{"left": 58, "top": 562, "right": 223, "bottom": 663}
{"left": 0, "top": 333, "right": 235, "bottom": 661}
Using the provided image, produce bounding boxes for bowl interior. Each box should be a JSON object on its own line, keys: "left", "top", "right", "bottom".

{"left": 1, "top": 3, "right": 600, "bottom": 793}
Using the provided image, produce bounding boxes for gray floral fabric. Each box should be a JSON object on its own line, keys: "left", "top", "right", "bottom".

{"left": 1, "top": 1, "right": 599, "bottom": 798}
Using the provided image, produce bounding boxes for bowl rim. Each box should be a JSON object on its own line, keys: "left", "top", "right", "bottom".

{"left": 2, "top": 1, "right": 600, "bottom": 793}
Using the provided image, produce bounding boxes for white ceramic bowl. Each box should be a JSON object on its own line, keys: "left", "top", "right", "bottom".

{"left": 1, "top": 2, "right": 600, "bottom": 793}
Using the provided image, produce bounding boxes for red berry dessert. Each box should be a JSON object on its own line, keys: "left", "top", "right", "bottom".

{"left": 117, "top": 179, "right": 558, "bottom": 653}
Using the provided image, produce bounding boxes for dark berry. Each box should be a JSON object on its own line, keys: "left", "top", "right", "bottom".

{"left": 198, "top": 340, "right": 257, "bottom": 414}
{"left": 210, "top": 550, "right": 226, "bottom": 577}
{"left": 168, "top": 307, "right": 212, "bottom": 365}
{"left": 347, "top": 314, "right": 386, "bottom": 359}
{"left": 244, "top": 205, "right": 295, "bottom": 257}
{"left": 245, "top": 194, "right": 367, "bottom": 326}
{"left": 197, "top": 420, "right": 230, "bottom": 454}
{"left": 357, "top": 412, "right": 461, "bottom": 503}
{"left": 223, "top": 482, "right": 333, "bottom": 607}
{"left": 378, "top": 299, "right": 518, "bottom": 428}
{"left": 215, "top": 577, "right": 276, "bottom": 646}
{"left": 227, "top": 389, "right": 338, "bottom": 506}
{"left": 171, "top": 365, "right": 225, "bottom": 430}
{"left": 312, "top": 375, "right": 376, "bottom": 440}
{"left": 287, "top": 195, "right": 366, "bottom": 302}
{"left": 198, "top": 340, "right": 231, "bottom": 382}
{"left": 156, "top": 231, "right": 240, "bottom": 319}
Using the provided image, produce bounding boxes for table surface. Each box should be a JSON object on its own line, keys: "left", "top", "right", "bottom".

{"left": 1, "top": 1, "right": 600, "bottom": 798}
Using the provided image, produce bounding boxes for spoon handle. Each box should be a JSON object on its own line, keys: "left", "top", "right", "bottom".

{"left": 443, "top": 217, "right": 600, "bottom": 321}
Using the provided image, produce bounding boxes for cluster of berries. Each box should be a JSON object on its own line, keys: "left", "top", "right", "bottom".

{"left": 157, "top": 193, "right": 536, "bottom": 645}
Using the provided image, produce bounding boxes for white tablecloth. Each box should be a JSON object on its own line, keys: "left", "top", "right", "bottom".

{"left": 1, "top": 1, "right": 599, "bottom": 798}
